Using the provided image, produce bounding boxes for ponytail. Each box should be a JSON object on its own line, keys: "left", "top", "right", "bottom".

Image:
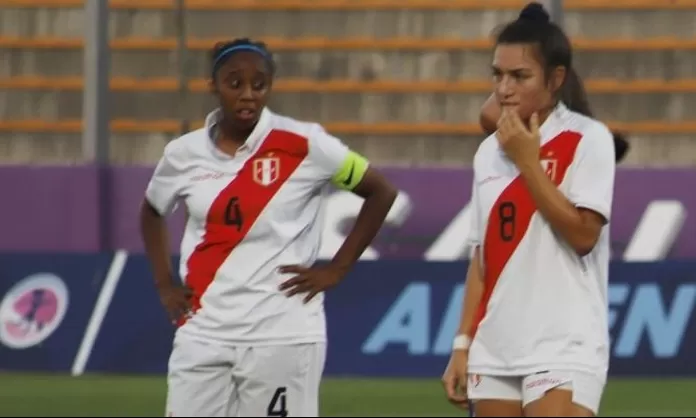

{"left": 561, "top": 67, "right": 593, "bottom": 118}
{"left": 560, "top": 67, "right": 630, "bottom": 162}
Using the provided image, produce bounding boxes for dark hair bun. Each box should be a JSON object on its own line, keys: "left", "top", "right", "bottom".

{"left": 518, "top": 2, "right": 550, "bottom": 23}
{"left": 612, "top": 132, "right": 630, "bottom": 163}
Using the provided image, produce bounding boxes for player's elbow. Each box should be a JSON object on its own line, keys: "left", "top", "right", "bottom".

{"left": 353, "top": 167, "right": 398, "bottom": 204}
{"left": 381, "top": 181, "right": 398, "bottom": 203}
{"left": 568, "top": 228, "right": 601, "bottom": 257}
{"left": 479, "top": 94, "right": 500, "bottom": 135}
{"left": 480, "top": 110, "right": 498, "bottom": 135}
{"left": 572, "top": 238, "right": 597, "bottom": 257}
{"left": 570, "top": 209, "right": 606, "bottom": 257}
{"left": 371, "top": 181, "right": 398, "bottom": 212}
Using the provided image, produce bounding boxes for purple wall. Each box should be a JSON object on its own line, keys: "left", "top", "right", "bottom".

{"left": 1, "top": 165, "right": 694, "bottom": 258}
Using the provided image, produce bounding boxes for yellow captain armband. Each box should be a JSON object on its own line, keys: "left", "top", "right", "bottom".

{"left": 331, "top": 151, "right": 369, "bottom": 191}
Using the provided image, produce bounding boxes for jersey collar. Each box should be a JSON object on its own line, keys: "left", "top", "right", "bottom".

{"left": 204, "top": 107, "right": 273, "bottom": 156}
{"left": 539, "top": 101, "right": 569, "bottom": 140}
{"left": 244, "top": 107, "right": 272, "bottom": 150}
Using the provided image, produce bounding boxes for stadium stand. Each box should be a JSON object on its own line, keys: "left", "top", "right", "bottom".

{"left": 0, "top": 0, "right": 696, "bottom": 165}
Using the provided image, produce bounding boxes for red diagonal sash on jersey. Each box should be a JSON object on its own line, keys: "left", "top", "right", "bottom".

{"left": 470, "top": 131, "right": 583, "bottom": 337}
{"left": 180, "top": 130, "right": 309, "bottom": 326}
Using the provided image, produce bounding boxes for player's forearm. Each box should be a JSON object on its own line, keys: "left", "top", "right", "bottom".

{"left": 517, "top": 161, "right": 599, "bottom": 256}
{"left": 140, "top": 199, "right": 176, "bottom": 288}
{"left": 330, "top": 185, "right": 397, "bottom": 274}
{"left": 457, "top": 246, "right": 484, "bottom": 338}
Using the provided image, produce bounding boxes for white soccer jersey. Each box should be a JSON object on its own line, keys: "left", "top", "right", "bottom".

{"left": 467, "top": 103, "right": 616, "bottom": 378}
{"left": 145, "top": 108, "right": 368, "bottom": 345}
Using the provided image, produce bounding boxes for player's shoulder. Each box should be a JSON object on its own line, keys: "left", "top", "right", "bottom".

{"left": 562, "top": 110, "right": 613, "bottom": 151}
{"left": 266, "top": 109, "right": 321, "bottom": 141}
{"left": 267, "top": 109, "right": 346, "bottom": 152}
{"left": 161, "top": 127, "right": 208, "bottom": 162}
{"left": 473, "top": 133, "right": 501, "bottom": 168}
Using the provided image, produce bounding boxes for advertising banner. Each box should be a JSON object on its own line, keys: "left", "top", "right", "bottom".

{"left": 0, "top": 253, "right": 112, "bottom": 372}
{"left": 0, "top": 166, "right": 694, "bottom": 260}
{"left": 1, "top": 255, "right": 694, "bottom": 378}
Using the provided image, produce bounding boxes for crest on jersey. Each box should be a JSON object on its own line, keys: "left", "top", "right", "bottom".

{"left": 540, "top": 158, "right": 558, "bottom": 181}
{"left": 253, "top": 156, "right": 280, "bottom": 186}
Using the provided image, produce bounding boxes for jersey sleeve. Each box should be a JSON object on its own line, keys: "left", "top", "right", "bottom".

{"left": 566, "top": 123, "right": 616, "bottom": 222}
{"left": 309, "top": 125, "right": 370, "bottom": 191}
{"left": 145, "top": 145, "right": 186, "bottom": 216}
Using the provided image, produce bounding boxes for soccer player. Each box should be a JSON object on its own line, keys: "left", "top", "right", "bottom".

{"left": 140, "top": 38, "right": 398, "bottom": 417}
{"left": 442, "top": 3, "right": 615, "bottom": 417}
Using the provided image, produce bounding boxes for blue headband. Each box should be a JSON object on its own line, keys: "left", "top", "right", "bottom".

{"left": 212, "top": 45, "right": 271, "bottom": 78}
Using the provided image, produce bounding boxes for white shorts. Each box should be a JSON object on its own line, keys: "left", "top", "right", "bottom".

{"left": 467, "top": 370, "right": 605, "bottom": 414}
{"left": 166, "top": 332, "right": 326, "bottom": 417}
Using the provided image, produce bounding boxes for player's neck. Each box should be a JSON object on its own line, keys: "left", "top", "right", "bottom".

{"left": 526, "top": 103, "right": 555, "bottom": 130}
{"left": 218, "top": 117, "right": 254, "bottom": 145}
{"left": 213, "top": 118, "right": 254, "bottom": 156}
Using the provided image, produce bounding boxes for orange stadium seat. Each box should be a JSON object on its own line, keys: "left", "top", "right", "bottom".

{"left": 1, "top": 0, "right": 696, "bottom": 10}
{"left": 4, "top": 76, "right": 696, "bottom": 94}
{"left": 1, "top": 36, "right": 696, "bottom": 52}
{"left": 1, "top": 0, "right": 696, "bottom": 144}
{"left": 0, "top": 119, "right": 693, "bottom": 136}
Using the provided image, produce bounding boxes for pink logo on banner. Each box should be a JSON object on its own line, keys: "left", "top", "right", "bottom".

{"left": 0, "top": 273, "right": 69, "bottom": 349}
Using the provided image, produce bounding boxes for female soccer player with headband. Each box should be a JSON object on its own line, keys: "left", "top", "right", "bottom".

{"left": 141, "top": 38, "right": 398, "bottom": 417}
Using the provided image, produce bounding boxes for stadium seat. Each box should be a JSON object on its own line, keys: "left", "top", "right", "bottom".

{"left": 1, "top": 0, "right": 696, "bottom": 165}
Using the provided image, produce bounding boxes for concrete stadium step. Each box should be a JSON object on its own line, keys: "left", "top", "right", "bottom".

{"left": 1, "top": 7, "right": 695, "bottom": 40}
{"left": 2, "top": 48, "right": 696, "bottom": 82}
{"left": 2, "top": 131, "right": 696, "bottom": 168}
{"left": 3, "top": 89, "right": 695, "bottom": 123}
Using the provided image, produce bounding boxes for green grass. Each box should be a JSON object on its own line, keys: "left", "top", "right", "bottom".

{"left": 0, "top": 374, "right": 695, "bottom": 417}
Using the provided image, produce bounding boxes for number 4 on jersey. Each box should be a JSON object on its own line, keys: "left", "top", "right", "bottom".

{"left": 267, "top": 387, "right": 288, "bottom": 417}
{"left": 224, "top": 197, "right": 244, "bottom": 231}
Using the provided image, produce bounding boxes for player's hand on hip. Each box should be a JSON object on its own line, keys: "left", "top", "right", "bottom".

{"left": 442, "top": 349, "right": 470, "bottom": 409}
{"left": 157, "top": 282, "right": 192, "bottom": 325}
{"left": 278, "top": 264, "right": 345, "bottom": 304}
{"left": 496, "top": 108, "right": 541, "bottom": 167}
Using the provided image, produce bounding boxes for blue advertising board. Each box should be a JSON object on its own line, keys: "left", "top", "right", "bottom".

{"left": 0, "top": 253, "right": 112, "bottom": 372}
{"left": 0, "top": 254, "right": 694, "bottom": 377}
{"left": 324, "top": 261, "right": 696, "bottom": 377}
{"left": 86, "top": 255, "right": 174, "bottom": 374}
